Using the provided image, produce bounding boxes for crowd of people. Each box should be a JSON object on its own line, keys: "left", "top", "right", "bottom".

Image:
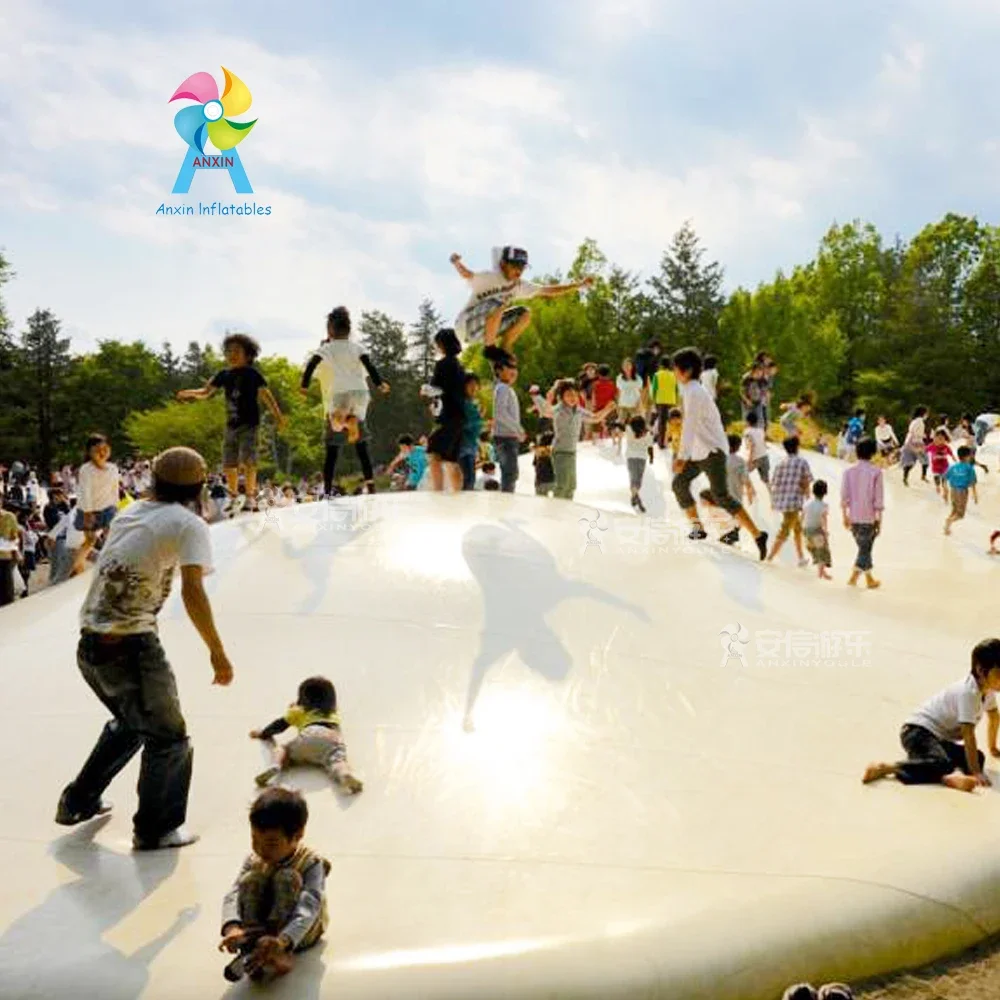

{"left": 3, "top": 244, "right": 1000, "bottom": 992}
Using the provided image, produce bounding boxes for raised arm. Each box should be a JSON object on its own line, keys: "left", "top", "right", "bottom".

{"left": 537, "top": 277, "right": 593, "bottom": 299}
{"left": 450, "top": 253, "right": 473, "bottom": 280}
{"left": 300, "top": 354, "right": 321, "bottom": 392}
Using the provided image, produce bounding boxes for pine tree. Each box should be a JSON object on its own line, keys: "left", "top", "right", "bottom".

{"left": 410, "top": 299, "right": 441, "bottom": 383}
{"left": 649, "top": 222, "right": 725, "bottom": 350}
{"left": 20, "top": 309, "right": 72, "bottom": 474}
{"left": 158, "top": 340, "right": 181, "bottom": 394}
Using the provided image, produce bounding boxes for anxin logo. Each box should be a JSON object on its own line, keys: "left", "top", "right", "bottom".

{"left": 169, "top": 67, "right": 257, "bottom": 194}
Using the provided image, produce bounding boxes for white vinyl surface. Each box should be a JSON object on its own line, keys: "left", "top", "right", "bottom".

{"left": 1, "top": 436, "right": 999, "bottom": 1000}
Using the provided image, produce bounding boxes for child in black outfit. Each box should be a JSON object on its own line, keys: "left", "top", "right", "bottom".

{"left": 424, "top": 328, "right": 467, "bottom": 492}
{"left": 533, "top": 431, "right": 555, "bottom": 496}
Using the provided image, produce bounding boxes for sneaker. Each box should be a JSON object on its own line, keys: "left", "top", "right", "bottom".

{"left": 55, "top": 789, "right": 113, "bottom": 826}
{"left": 630, "top": 494, "right": 639, "bottom": 508}
{"left": 755, "top": 531, "right": 769, "bottom": 560}
{"left": 223, "top": 955, "right": 246, "bottom": 983}
{"left": 255, "top": 766, "right": 281, "bottom": 788}
{"left": 798, "top": 557, "right": 810, "bottom": 568}
{"left": 635, "top": 497, "right": 646, "bottom": 513}
{"left": 719, "top": 528, "right": 740, "bottom": 546}
{"left": 688, "top": 526, "right": 708, "bottom": 541}
{"left": 133, "top": 825, "right": 200, "bottom": 851}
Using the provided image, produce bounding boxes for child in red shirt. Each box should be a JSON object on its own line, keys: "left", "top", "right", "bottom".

{"left": 926, "top": 431, "right": 955, "bottom": 502}
{"left": 591, "top": 365, "right": 618, "bottom": 439}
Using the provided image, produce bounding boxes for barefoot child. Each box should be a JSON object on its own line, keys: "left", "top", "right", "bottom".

{"left": 450, "top": 247, "right": 592, "bottom": 365}
{"left": 670, "top": 348, "right": 769, "bottom": 558}
{"left": 944, "top": 446, "right": 979, "bottom": 536}
{"left": 767, "top": 436, "right": 813, "bottom": 566}
{"left": 219, "top": 788, "right": 331, "bottom": 982}
{"left": 177, "top": 334, "right": 285, "bottom": 506}
{"left": 863, "top": 638, "right": 1000, "bottom": 793}
{"left": 803, "top": 480, "right": 833, "bottom": 580}
{"left": 251, "top": 676, "right": 362, "bottom": 794}
{"left": 625, "top": 415, "right": 655, "bottom": 513}
{"left": 841, "top": 437, "right": 883, "bottom": 588}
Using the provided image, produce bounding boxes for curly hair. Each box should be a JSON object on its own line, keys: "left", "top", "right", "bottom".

{"left": 222, "top": 332, "right": 260, "bottom": 363}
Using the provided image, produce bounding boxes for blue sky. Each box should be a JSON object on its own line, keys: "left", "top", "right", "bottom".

{"left": 1, "top": 0, "right": 999, "bottom": 362}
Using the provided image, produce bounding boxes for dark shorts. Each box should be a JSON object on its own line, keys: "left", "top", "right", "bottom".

{"left": 223, "top": 425, "right": 259, "bottom": 467}
{"left": 428, "top": 420, "right": 464, "bottom": 463}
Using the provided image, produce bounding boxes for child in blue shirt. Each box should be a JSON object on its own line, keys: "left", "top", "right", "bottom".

{"left": 387, "top": 435, "right": 427, "bottom": 491}
{"left": 944, "top": 446, "right": 978, "bottom": 535}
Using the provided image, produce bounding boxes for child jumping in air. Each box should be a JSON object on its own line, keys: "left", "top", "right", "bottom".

{"left": 944, "top": 446, "right": 979, "bottom": 536}
{"left": 802, "top": 480, "right": 833, "bottom": 580}
{"left": 670, "top": 348, "right": 769, "bottom": 558}
{"left": 863, "top": 638, "right": 1000, "bottom": 793}
{"left": 250, "top": 676, "right": 363, "bottom": 794}
{"left": 450, "top": 247, "right": 593, "bottom": 365}
{"left": 71, "top": 433, "right": 121, "bottom": 575}
{"left": 178, "top": 333, "right": 286, "bottom": 506}
{"left": 219, "top": 788, "right": 331, "bottom": 983}
{"left": 625, "top": 415, "right": 655, "bottom": 513}
{"left": 841, "top": 437, "right": 883, "bottom": 588}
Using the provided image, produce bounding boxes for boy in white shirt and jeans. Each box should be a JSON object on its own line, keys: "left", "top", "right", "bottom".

{"left": 863, "top": 638, "right": 1000, "bottom": 793}
{"left": 450, "top": 247, "right": 593, "bottom": 365}
{"left": 671, "top": 348, "right": 769, "bottom": 560}
{"left": 56, "top": 447, "right": 235, "bottom": 850}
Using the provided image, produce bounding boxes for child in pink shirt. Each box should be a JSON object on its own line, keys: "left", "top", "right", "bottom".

{"left": 926, "top": 431, "right": 955, "bottom": 502}
{"left": 840, "top": 437, "right": 884, "bottom": 589}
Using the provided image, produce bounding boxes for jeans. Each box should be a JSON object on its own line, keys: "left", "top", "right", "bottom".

{"left": 61, "top": 632, "right": 193, "bottom": 844}
{"left": 850, "top": 522, "right": 877, "bottom": 571}
{"left": 494, "top": 437, "right": 520, "bottom": 493}
{"left": 48, "top": 536, "right": 72, "bottom": 584}
{"left": 975, "top": 419, "right": 990, "bottom": 447}
{"left": 895, "top": 724, "right": 983, "bottom": 784}
{"left": 552, "top": 452, "right": 577, "bottom": 500}
{"left": 458, "top": 450, "right": 477, "bottom": 491}
{"left": 627, "top": 458, "right": 646, "bottom": 492}
{"left": 0, "top": 559, "right": 15, "bottom": 607}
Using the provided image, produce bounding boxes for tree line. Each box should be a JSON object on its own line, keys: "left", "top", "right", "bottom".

{"left": 2, "top": 212, "right": 998, "bottom": 478}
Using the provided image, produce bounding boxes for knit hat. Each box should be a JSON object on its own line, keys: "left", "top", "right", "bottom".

{"left": 152, "top": 447, "right": 207, "bottom": 486}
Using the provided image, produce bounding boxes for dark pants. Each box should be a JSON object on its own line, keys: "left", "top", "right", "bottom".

{"left": 494, "top": 437, "right": 520, "bottom": 493}
{"left": 895, "top": 723, "right": 984, "bottom": 784}
{"left": 672, "top": 450, "right": 743, "bottom": 516}
{"left": 324, "top": 441, "right": 374, "bottom": 495}
{"left": 61, "top": 632, "right": 192, "bottom": 844}
{"left": 0, "top": 559, "right": 15, "bottom": 607}
{"left": 459, "top": 451, "right": 476, "bottom": 491}
{"left": 850, "top": 522, "right": 877, "bottom": 571}
{"left": 655, "top": 405, "right": 671, "bottom": 448}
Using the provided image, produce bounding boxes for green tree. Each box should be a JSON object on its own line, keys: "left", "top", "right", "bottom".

{"left": 125, "top": 398, "right": 225, "bottom": 467}
{"left": 61, "top": 341, "right": 170, "bottom": 460}
{"left": 649, "top": 222, "right": 725, "bottom": 350}
{"left": 20, "top": 309, "right": 72, "bottom": 474}
{"left": 410, "top": 299, "right": 441, "bottom": 384}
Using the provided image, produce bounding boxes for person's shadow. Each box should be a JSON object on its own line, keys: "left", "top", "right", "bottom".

{"left": 280, "top": 499, "right": 380, "bottom": 615}
{"left": 460, "top": 518, "right": 650, "bottom": 730}
{"left": 0, "top": 819, "right": 198, "bottom": 999}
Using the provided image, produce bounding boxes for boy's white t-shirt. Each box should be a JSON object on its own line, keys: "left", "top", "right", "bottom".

{"left": 625, "top": 429, "right": 653, "bottom": 460}
{"left": 699, "top": 368, "right": 719, "bottom": 399}
{"left": 802, "top": 498, "right": 827, "bottom": 532}
{"left": 905, "top": 417, "right": 926, "bottom": 447}
{"left": 455, "top": 270, "right": 543, "bottom": 337}
{"left": 309, "top": 339, "right": 370, "bottom": 404}
{"left": 907, "top": 675, "right": 997, "bottom": 742}
{"left": 874, "top": 423, "right": 897, "bottom": 445}
{"left": 23, "top": 529, "right": 38, "bottom": 553}
{"left": 743, "top": 426, "right": 767, "bottom": 462}
{"left": 80, "top": 500, "right": 213, "bottom": 635}
{"left": 78, "top": 461, "right": 120, "bottom": 512}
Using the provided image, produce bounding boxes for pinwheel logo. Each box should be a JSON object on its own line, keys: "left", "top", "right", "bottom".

{"left": 169, "top": 67, "right": 257, "bottom": 194}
